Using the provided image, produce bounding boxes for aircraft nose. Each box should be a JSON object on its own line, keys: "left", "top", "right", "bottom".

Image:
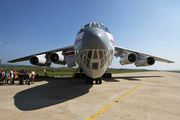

{"left": 82, "top": 27, "right": 109, "bottom": 50}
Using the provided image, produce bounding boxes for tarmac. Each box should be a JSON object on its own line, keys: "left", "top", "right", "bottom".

{"left": 0, "top": 71, "right": 179, "bottom": 120}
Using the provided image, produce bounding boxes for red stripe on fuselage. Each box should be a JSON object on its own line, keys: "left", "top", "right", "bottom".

{"left": 65, "top": 51, "right": 75, "bottom": 56}
{"left": 74, "top": 39, "right": 81, "bottom": 45}
{"left": 109, "top": 40, "right": 115, "bottom": 45}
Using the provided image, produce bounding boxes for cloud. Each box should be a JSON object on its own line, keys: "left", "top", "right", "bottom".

{"left": 0, "top": 42, "right": 3, "bottom": 44}
{"left": 7, "top": 45, "right": 11, "bottom": 47}
{"left": 15, "top": 45, "right": 20, "bottom": 47}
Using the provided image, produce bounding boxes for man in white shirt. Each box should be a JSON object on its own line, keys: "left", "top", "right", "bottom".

{"left": 31, "top": 69, "right": 35, "bottom": 84}
{"left": 9, "top": 69, "right": 14, "bottom": 85}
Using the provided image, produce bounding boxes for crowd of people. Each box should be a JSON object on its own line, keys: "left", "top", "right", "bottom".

{"left": 0, "top": 69, "right": 36, "bottom": 85}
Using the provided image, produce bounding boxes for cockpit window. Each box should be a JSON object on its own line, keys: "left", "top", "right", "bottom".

{"left": 91, "top": 23, "right": 100, "bottom": 27}
{"left": 84, "top": 24, "right": 90, "bottom": 29}
{"left": 100, "top": 23, "right": 107, "bottom": 29}
{"left": 91, "top": 23, "right": 95, "bottom": 27}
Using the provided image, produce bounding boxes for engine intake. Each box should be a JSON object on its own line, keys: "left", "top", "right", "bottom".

{"left": 120, "top": 52, "right": 137, "bottom": 65}
{"left": 135, "top": 57, "right": 155, "bottom": 67}
{"left": 49, "top": 51, "right": 66, "bottom": 65}
{"left": 30, "top": 54, "right": 51, "bottom": 66}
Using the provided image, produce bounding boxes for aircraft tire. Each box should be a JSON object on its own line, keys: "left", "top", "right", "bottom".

{"left": 98, "top": 77, "right": 102, "bottom": 84}
{"left": 95, "top": 80, "right": 98, "bottom": 84}
{"left": 107, "top": 73, "right": 112, "bottom": 78}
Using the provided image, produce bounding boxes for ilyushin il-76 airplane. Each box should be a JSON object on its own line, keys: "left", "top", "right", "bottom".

{"left": 8, "top": 22, "right": 174, "bottom": 84}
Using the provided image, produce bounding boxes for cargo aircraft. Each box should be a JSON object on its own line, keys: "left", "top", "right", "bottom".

{"left": 8, "top": 22, "right": 174, "bottom": 84}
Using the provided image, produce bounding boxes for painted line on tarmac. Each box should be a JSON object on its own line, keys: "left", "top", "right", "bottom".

{"left": 87, "top": 73, "right": 157, "bottom": 120}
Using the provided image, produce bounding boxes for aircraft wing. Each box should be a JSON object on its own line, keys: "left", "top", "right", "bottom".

{"left": 115, "top": 46, "right": 174, "bottom": 63}
{"left": 8, "top": 45, "right": 74, "bottom": 63}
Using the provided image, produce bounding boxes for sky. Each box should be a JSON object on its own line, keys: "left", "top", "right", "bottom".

{"left": 0, "top": 0, "right": 180, "bottom": 70}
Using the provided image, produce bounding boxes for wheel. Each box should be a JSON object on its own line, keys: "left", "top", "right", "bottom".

{"left": 95, "top": 80, "right": 98, "bottom": 84}
{"left": 98, "top": 77, "right": 102, "bottom": 84}
{"left": 107, "top": 73, "right": 112, "bottom": 78}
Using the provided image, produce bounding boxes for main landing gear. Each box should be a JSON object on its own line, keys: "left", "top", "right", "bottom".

{"left": 86, "top": 77, "right": 102, "bottom": 84}
{"left": 74, "top": 69, "right": 112, "bottom": 84}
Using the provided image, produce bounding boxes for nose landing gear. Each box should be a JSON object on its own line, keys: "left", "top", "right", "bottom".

{"left": 86, "top": 77, "right": 102, "bottom": 84}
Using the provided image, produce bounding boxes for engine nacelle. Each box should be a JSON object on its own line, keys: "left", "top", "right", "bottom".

{"left": 135, "top": 56, "right": 155, "bottom": 67}
{"left": 30, "top": 54, "right": 51, "bottom": 66}
{"left": 120, "top": 52, "right": 137, "bottom": 65}
{"left": 49, "top": 51, "right": 66, "bottom": 65}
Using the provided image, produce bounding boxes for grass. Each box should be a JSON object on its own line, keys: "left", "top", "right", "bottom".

{"left": 0, "top": 66, "right": 149, "bottom": 77}
{"left": 170, "top": 71, "right": 180, "bottom": 73}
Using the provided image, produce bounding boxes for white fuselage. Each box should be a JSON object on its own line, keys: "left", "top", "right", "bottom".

{"left": 74, "top": 26, "right": 115, "bottom": 79}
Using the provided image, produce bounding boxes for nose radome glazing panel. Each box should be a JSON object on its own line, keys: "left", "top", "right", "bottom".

{"left": 82, "top": 27, "right": 109, "bottom": 50}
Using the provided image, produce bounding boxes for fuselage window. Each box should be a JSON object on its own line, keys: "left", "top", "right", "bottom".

{"left": 93, "top": 50, "right": 98, "bottom": 59}
{"left": 92, "top": 63, "right": 98, "bottom": 69}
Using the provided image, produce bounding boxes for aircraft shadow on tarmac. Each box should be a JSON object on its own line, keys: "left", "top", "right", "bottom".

{"left": 104, "top": 76, "right": 163, "bottom": 81}
{"left": 14, "top": 75, "right": 162, "bottom": 111}
{"left": 14, "top": 77, "right": 93, "bottom": 111}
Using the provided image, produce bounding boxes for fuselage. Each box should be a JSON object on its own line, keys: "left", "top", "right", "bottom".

{"left": 74, "top": 22, "right": 115, "bottom": 78}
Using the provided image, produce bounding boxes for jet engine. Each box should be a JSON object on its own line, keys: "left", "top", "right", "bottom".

{"left": 49, "top": 51, "right": 66, "bottom": 65}
{"left": 135, "top": 56, "right": 155, "bottom": 67}
{"left": 30, "top": 54, "right": 51, "bottom": 66}
{"left": 120, "top": 52, "right": 137, "bottom": 65}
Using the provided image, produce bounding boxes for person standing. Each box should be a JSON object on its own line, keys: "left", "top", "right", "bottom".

{"left": 0, "top": 69, "right": 5, "bottom": 85}
{"left": 25, "top": 70, "right": 29, "bottom": 84}
{"left": 31, "top": 69, "right": 35, "bottom": 84}
{"left": 27, "top": 70, "right": 32, "bottom": 85}
{"left": 12, "top": 69, "right": 16, "bottom": 84}
{"left": 9, "top": 69, "right": 14, "bottom": 85}
{"left": 5, "top": 71, "right": 9, "bottom": 84}
{"left": 17, "top": 71, "right": 21, "bottom": 84}
{"left": 19, "top": 69, "right": 26, "bottom": 85}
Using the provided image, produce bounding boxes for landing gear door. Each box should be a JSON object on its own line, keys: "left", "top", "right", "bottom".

{"left": 65, "top": 51, "right": 76, "bottom": 68}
